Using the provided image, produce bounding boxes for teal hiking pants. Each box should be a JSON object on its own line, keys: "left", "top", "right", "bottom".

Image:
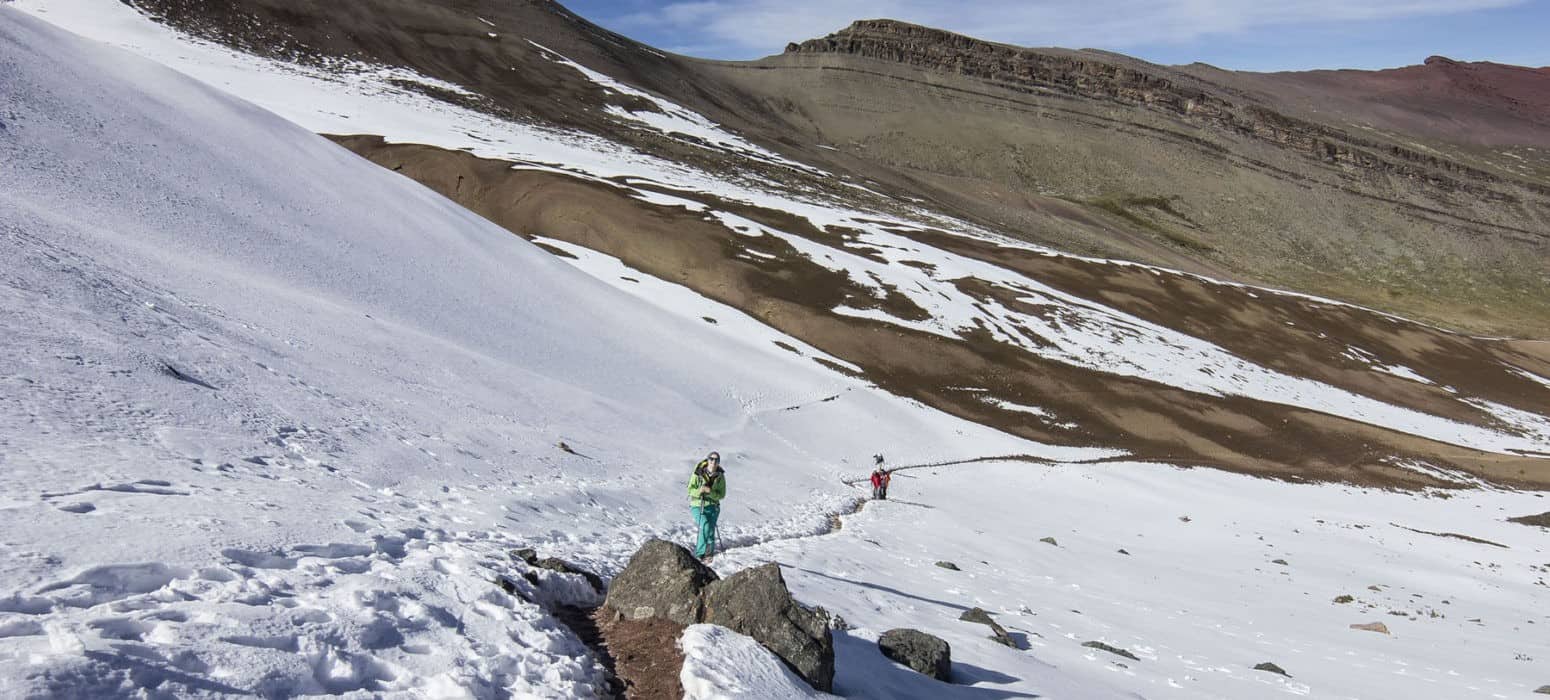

{"left": 692, "top": 504, "right": 720, "bottom": 558}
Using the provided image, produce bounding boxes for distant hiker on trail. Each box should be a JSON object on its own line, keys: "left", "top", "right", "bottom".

{"left": 869, "top": 454, "right": 891, "bottom": 500}
{"left": 689, "top": 451, "right": 727, "bottom": 560}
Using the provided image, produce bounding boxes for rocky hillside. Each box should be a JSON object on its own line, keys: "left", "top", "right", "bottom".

{"left": 750, "top": 20, "right": 1550, "bottom": 335}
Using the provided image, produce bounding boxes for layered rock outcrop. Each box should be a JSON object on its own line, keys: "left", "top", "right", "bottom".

{"left": 786, "top": 20, "right": 1547, "bottom": 199}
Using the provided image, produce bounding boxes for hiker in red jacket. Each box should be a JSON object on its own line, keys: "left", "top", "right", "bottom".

{"left": 869, "top": 454, "right": 891, "bottom": 500}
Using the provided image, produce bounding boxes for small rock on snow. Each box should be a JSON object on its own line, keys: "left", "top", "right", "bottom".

{"left": 1082, "top": 640, "right": 1139, "bottom": 661}
{"left": 1254, "top": 662, "right": 1291, "bottom": 677}
{"left": 958, "top": 607, "right": 1016, "bottom": 648}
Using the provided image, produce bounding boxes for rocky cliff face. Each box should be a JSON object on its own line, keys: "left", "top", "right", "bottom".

{"left": 787, "top": 20, "right": 1231, "bottom": 116}
{"left": 786, "top": 20, "right": 1547, "bottom": 200}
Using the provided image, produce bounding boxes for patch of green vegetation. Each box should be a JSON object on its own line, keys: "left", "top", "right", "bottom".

{"left": 1269, "top": 251, "right": 1550, "bottom": 339}
{"left": 1073, "top": 193, "right": 1215, "bottom": 252}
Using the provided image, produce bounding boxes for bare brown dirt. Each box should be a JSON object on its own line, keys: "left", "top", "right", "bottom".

{"left": 592, "top": 610, "right": 686, "bottom": 700}
{"left": 1508, "top": 512, "right": 1550, "bottom": 528}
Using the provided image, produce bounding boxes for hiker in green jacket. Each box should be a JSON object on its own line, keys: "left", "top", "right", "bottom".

{"left": 688, "top": 451, "right": 727, "bottom": 560}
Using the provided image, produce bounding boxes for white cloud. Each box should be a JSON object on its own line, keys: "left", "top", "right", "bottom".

{"left": 618, "top": 0, "right": 1524, "bottom": 58}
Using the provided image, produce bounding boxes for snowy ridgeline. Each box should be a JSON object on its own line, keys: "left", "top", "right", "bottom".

{"left": 3, "top": 7, "right": 1549, "bottom": 700}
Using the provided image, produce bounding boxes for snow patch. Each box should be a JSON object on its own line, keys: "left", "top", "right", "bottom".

{"left": 528, "top": 41, "right": 823, "bottom": 176}
{"left": 680, "top": 624, "right": 830, "bottom": 699}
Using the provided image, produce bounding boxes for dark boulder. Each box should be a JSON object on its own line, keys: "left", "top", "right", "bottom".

{"left": 603, "top": 539, "right": 717, "bottom": 625}
{"left": 934, "top": 561, "right": 961, "bottom": 571}
{"left": 1534, "top": 685, "right": 1550, "bottom": 695}
{"left": 878, "top": 628, "right": 951, "bottom": 681}
{"left": 1254, "top": 662, "right": 1291, "bottom": 677}
{"left": 958, "top": 607, "right": 1016, "bottom": 648}
{"left": 702, "top": 563, "right": 835, "bottom": 692}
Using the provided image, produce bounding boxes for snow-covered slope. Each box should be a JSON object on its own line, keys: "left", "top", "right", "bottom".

{"left": 4, "top": 6, "right": 1548, "bottom": 700}
{"left": 712, "top": 461, "right": 1550, "bottom": 699}
{"left": 0, "top": 10, "right": 1085, "bottom": 697}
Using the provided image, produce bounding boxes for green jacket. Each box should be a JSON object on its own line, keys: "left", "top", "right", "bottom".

{"left": 688, "top": 461, "right": 727, "bottom": 506}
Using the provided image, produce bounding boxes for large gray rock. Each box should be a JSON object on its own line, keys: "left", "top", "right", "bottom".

{"left": 702, "top": 564, "right": 835, "bottom": 692}
{"left": 959, "top": 607, "right": 1016, "bottom": 648}
{"left": 603, "top": 539, "right": 717, "bottom": 625}
{"left": 878, "top": 628, "right": 951, "bottom": 681}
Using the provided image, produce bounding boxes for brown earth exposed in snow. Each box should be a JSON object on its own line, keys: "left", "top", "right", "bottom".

{"left": 331, "top": 135, "right": 1549, "bottom": 490}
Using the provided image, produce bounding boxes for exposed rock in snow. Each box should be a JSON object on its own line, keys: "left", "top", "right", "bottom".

{"left": 877, "top": 628, "right": 952, "bottom": 681}
{"left": 511, "top": 548, "right": 605, "bottom": 595}
{"left": 1254, "top": 661, "right": 1291, "bottom": 677}
{"left": 1082, "top": 640, "right": 1140, "bottom": 661}
{"left": 702, "top": 563, "right": 836, "bottom": 692}
{"left": 957, "top": 607, "right": 1016, "bottom": 648}
{"left": 604, "top": 540, "right": 717, "bottom": 626}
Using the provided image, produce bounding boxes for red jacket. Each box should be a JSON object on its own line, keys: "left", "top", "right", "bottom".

{"left": 870, "top": 470, "right": 888, "bottom": 487}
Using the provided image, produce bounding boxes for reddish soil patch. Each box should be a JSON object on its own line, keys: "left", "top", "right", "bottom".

{"left": 1250, "top": 57, "right": 1550, "bottom": 149}
{"left": 593, "top": 610, "right": 687, "bottom": 700}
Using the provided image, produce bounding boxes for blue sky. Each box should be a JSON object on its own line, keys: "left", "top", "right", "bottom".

{"left": 562, "top": 0, "right": 1550, "bottom": 71}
